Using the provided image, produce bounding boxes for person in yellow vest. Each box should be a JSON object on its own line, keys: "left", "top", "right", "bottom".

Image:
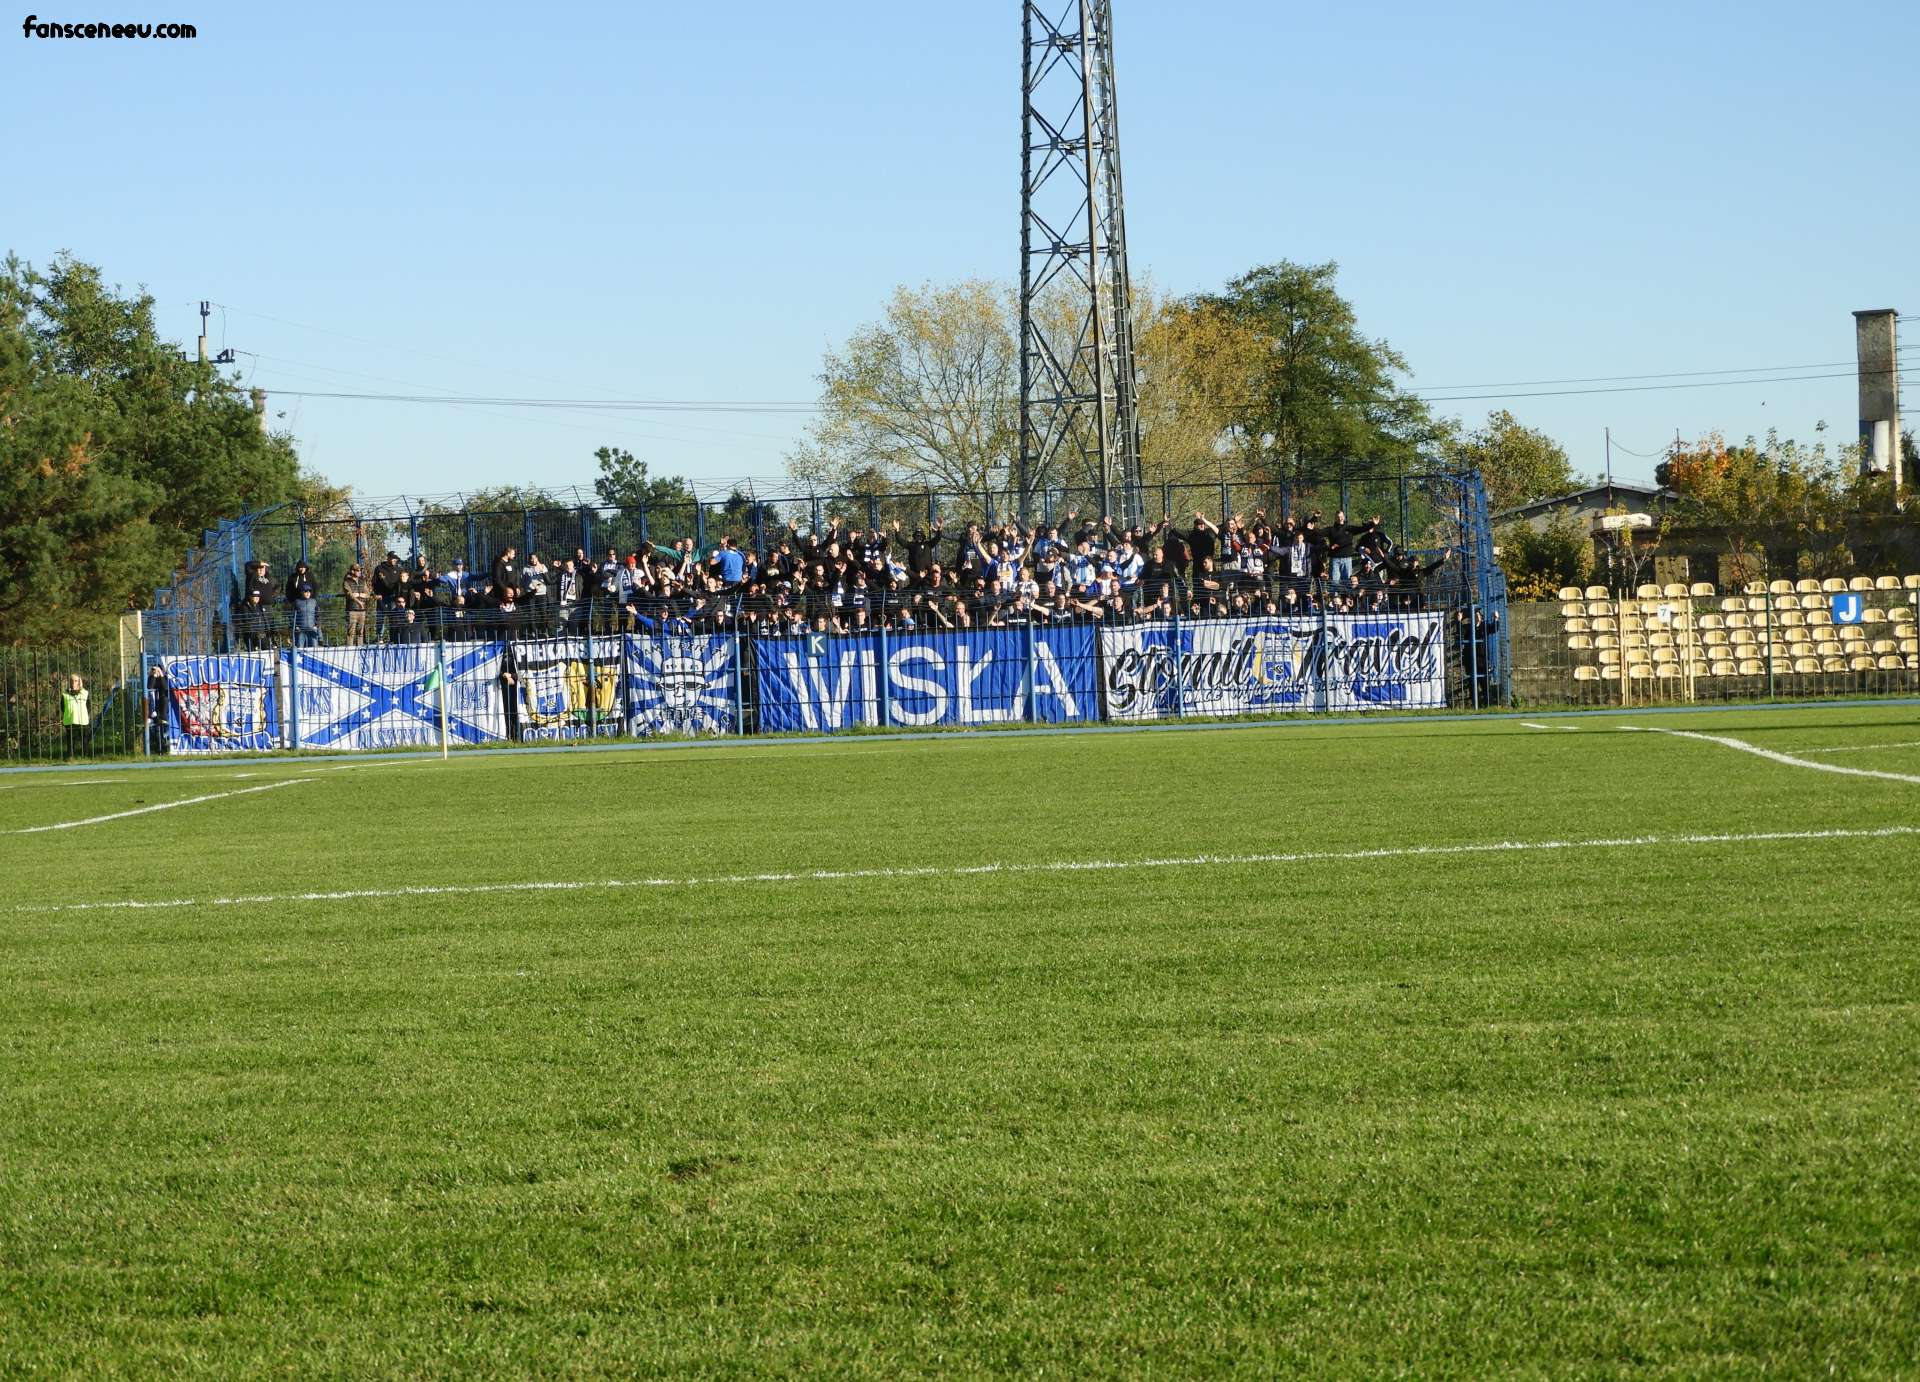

{"left": 61, "top": 672, "right": 91, "bottom": 758}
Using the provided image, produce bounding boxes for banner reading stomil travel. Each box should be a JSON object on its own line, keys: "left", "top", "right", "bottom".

{"left": 1099, "top": 614, "right": 1445, "bottom": 719}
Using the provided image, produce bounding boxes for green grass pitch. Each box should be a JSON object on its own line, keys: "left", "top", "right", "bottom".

{"left": 3, "top": 705, "right": 1918, "bottom": 1375}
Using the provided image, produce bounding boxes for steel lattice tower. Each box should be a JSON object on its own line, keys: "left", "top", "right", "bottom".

{"left": 1019, "top": 0, "right": 1143, "bottom": 524}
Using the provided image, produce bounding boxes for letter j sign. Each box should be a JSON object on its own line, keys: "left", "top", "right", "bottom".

{"left": 1830, "top": 593, "right": 1864, "bottom": 625}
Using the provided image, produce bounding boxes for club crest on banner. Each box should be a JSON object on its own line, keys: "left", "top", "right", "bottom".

{"left": 625, "top": 633, "right": 736, "bottom": 736}
{"left": 512, "top": 639, "right": 623, "bottom": 740}
{"left": 163, "top": 654, "right": 278, "bottom": 753}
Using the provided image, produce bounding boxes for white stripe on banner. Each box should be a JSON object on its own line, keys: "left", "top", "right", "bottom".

{"left": 12, "top": 823, "right": 1914, "bottom": 911}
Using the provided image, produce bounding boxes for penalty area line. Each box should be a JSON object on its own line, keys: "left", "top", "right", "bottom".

{"left": 2, "top": 778, "right": 314, "bottom": 835}
{"left": 13, "top": 823, "right": 1919, "bottom": 915}
{"left": 1631, "top": 727, "right": 1920, "bottom": 785}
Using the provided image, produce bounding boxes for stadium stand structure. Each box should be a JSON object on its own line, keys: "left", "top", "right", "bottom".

{"left": 1520, "top": 573, "right": 1920, "bottom": 705}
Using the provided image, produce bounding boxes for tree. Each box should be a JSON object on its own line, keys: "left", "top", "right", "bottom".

{"left": 591, "top": 446, "right": 696, "bottom": 513}
{"left": 1658, "top": 429, "right": 1868, "bottom": 578}
{"left": 1195, "top": 261, "right": 1443, "bottom": 485}
{"left": 592, "top": 446, "right": 700, "bottom": 549}
{"left": 1495, "top": 510, "right": 1594, "bottom": 601}
{"left": 788, "top": 281, "right": 1019, "bottom": 509}
{"left": 0, "top": 253, "right": 302, "bottom": 646}
{"left": 1446, "top": 409, "right": 1578, "bottom": 513}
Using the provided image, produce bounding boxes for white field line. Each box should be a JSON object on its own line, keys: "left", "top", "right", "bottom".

{"left": 1792, "top": 740, "right": 1920, "bottom": 756}
{"left": 1522, "top": 722, "right": 1580, "bottom": 732}
{"left": 3, "top": 778, "right": 313, "bottom": 835}
{"left": 1636, "top": 728, "right": 1920, "bottom": 786}
{"left": 12, "top": 824, "right": 1918, "bottom": 916}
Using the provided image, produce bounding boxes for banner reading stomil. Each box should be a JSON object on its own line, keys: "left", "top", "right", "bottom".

{"left": 1100, "top": 614, "right": 1445, "bottom": 719}
{"left": 163, "top": 654, "right": 278, "bottom": 753}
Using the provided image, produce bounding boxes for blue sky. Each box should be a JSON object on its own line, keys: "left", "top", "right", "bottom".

{"left": 7, "top": 0, "right": 1914, "bottom": 500}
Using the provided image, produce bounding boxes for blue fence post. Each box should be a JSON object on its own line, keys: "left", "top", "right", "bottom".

{"left": 523, "top": 508, "right": 536, "bottom": 560}
{"left": 465, "top": 513, "right": 477, "bottom": 575}
{"left": 732, "top": 630, "right": 745, "bottom": 736}
{"left": 926, "top": 491, "right": 937, "bottom": 529}
{"left": 876, "top": 624, "right": 890, "bottom": 729}
{"left": 584, "top": 615, "right": 596, "bottom": 739}
{"left": 286, "top": 647, "right": 299, "bottom": 751}
{"left": 580, "top": 506, "right": 593, "bottom": 557}
{"left": 636, "top": 504, "right": 649, "bottom": 552}
{"left": 811, "top": 495, "right": 823, "bottom": 536}
{"left": 1398, "top": 476, "right": 1411, "bottom": 552}
{"left": 751, "top": 503, "right": 766, "bottom": 557}
{"left": 298, "top": 515, "right": 309, "bottom": 565}
{"left": 1172, "top": 602, "right": 1186, "bottom": 719}
{"left": 695, "top": 504, "right": 707, "bottom": 554}
{"left": 1024, "top": 621, "right": 1037, "bottom": 723}
{"left": 1469, "top": 600, "right": 1482, "bottom": 710}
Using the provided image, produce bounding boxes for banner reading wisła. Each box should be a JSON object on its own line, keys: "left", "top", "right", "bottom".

{"left": 1099, "top": 614, "right": 1446, "bottom": 719}
{"left": 753, "top": 625, "right": 1098, "bottom": 733}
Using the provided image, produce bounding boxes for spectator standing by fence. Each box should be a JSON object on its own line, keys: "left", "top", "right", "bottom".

{"left": 61, "top": 673, "right": 91, "bottom": 758}
{"left": 343, "top": 564, "right": 372, "bottom": 645}
{"left": 286, "top": 561, "right": 321, "bottom": 647}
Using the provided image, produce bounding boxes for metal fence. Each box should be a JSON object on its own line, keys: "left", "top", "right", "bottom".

{"left": 0, "top": 645, "right": 154, "bottom": 763}
{"left": 140, "top": 469, "right": 1508, "bottom": 657}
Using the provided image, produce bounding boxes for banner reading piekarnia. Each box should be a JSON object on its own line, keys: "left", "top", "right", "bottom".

{"left": 1100, "top": 614, "right": 1446, "bottom": 719}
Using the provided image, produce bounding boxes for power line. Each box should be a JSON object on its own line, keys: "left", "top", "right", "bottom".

{"left": 255, "top": 367, "right": 1876, "bottom": 415}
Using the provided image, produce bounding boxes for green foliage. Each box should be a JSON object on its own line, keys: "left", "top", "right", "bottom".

{"left": 1659, "top": 427, "right": 1893, "bottom": 576}
{"left": 1447, "top": 409, "right": 1579, "bottom": 512}
{"left": 0, "top": 253, "right": 301, "bottom": 646}
{"left": 1496, "top": 509, "right": 1595, "bottom": 600}
{"left": 1196, "top": 261, "right": 1445, "bottom": 484}
{"left": 788, "top": 280, "right": 1020, "bottom": 505}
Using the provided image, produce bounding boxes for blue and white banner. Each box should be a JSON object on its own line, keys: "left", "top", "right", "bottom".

{"left": 754, "top": 626, "right": 1097, "bottom": 733}
{"left": 1100, "top": 614, "right": 1446, "bottom": 719}
{"left": 511, "top": 638, "right": 623, "bottom": 741}
{"left": 284, "top": 643, "right": 507, "bottom": 750}
{"left": 624, "top": 632, "right": 737, "bottom": 736}
{"left": 163, "top": 654, "right": 278, "bottom": 753}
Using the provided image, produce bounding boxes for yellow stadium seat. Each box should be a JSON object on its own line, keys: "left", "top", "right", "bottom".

{"left": 1629, "top": 664, "right": 1653, "bottom": 680}
{"left": 1874, "top": 575, "right": 1900, "bottom": 591}
{"left": 1849, "top": 576, "right": 1874, "bottom": 592}
{"left": 1699, "top": 613, "right": 1724, "bottom": 630}
{"left": 1591, "top": 616, "right": 1616, "bottom": 633}
{"left": 1584, "top": 585, "right": 1609, "bottom": 600}
{"left": 1793, "top": 658, "right": 1820, "bottom": 674}
{"left": 1822, "top": 578, "right": 1847, "bottom": 594}
{"left": 1878, "top": 656, "right": 1907, "bottom": 671}
{"left": 1771, "top": 593, "right": 1798, "bottom": 610}
{"left": 1688, "top": 582, "right": 1715, "bottom": 597}
{"left": 1719, "top": 597, "right": 1745, "bottom": 613}
{"left": 1594, "top": 633, "right": 1619, "bottom": 649}
{"left": 1726, "top": 612, "right": 1750, "bottom": 629}
{"left": 1805, "top": 610, "right": 1832, "bottom": 627}
{"left": 1795, "top": 579, "right": 1821, "bottom": 594}
{"left": 1584, "top": 600, "right": 1610, "bottom": 616}
{"left": 1890, "top": 607, "right": 1915, "bottom": 624}
{"left": 1598, "top": 649, "right": 1620, "bottom": 665}
{"left": 1708, "top": 660, "right": 1737, "bottom": 677}
{"left": 1557, "top": 586, "right": 1583, "bottom": 602}
{"left": 1635, "top": 584, "right": 1660, "bottom": 599}
{"left": 1600, "top": 665, "right": 1621, "bottom": 681}
{"left": 1743, "top": 580, "right": 1768, "bottom": 598}
{"left": 1820, "top": 657, "right": 1848, "bottom": 673}
{"left": 1564, "top": 617, "right": 1590, "bottom": 633}
{"left": 1768, "top": 579, "right": 1793, "bottom": 595}
{"left": 1567, "top": 635, "right": 1593, "bottom": 651}
{"left": 1904, "top": 574, "right": 1920, "bottom": 590}
{"left": 1861, "top": 607, "right": 1887, "bottom": 624}
{"left": 1848, "top": 655, "right": 1875, "bottom": 671}
{"left": 1737, "top": 659, "right": 1766, "bottom": 676}
{"left": 1574, "top": 665, "right": 1601, "bottom": 682}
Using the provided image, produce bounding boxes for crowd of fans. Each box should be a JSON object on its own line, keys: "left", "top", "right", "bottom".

{"left": 225, "top": 508, "right": 1457, "bottom": 648}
